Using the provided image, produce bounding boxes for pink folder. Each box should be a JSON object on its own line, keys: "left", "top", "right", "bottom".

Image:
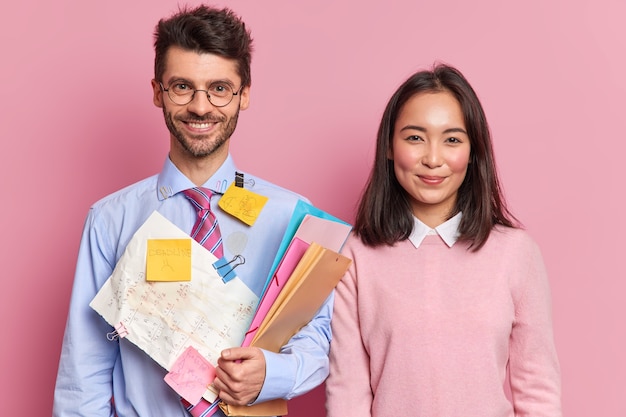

{"left": 241, "top": 237, "right": 310, "bottom": 347}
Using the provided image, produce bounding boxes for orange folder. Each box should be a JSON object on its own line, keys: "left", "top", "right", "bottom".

{"left": 220, "top": 399, "right": 288, "bottom": 416}
{"left": 220, "top": 242, "right": 352, "bottom": 416}
{"left": 240, "top": 237, "right": 310, "bottom": 348}
{"left": 251, "top": 242, "right": 351, "bottom": 350}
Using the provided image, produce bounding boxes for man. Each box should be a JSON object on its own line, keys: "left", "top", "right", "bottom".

{"left": 53, "top": 5, "right": 331, "bottom": 416}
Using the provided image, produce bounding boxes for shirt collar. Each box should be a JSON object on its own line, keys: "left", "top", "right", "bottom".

{"left": 408, "top": 212, "right": 462, "bottom": 249}
{"left": 156, "top": 154, "right": 239, "bottom": 200}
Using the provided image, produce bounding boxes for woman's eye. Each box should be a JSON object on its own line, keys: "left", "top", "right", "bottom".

{"left": 406, "top": 135, "right": 423, "bottom": 142}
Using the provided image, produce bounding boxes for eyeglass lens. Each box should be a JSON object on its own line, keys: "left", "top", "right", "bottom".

{"left": 165, "top": 81, "right": 237, "bottom": 107}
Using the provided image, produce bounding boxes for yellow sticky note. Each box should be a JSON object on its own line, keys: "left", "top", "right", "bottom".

{"left": 218, "top": 182, "right": 268, "bottom": 226}
{"left": 146, "top": 239, "right": 192, "bottom": 282}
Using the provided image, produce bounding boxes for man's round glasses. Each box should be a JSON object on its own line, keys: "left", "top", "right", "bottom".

{"left": 159, "top": 81, "right": 242, "bottom": 107}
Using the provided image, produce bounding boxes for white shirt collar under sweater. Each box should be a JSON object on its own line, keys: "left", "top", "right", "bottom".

{"left": 408, "top": 212, "right": 462, "bottom": 249}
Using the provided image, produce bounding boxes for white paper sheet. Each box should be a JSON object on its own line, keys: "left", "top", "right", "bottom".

{"left": 89, "top": 210, "right": 259, "bottom": 371}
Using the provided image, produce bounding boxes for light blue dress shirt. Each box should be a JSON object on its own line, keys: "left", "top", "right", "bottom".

{"left": 53, "top": 155, "right": 333, "bottom": 416}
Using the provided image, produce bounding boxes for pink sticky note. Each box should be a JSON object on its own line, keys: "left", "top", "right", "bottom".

{"left": 164, "top": 346, "right": 216, "bottom": 404}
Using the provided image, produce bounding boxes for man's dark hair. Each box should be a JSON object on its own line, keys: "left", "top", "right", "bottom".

{"left": 154, "top": 5, "right": 253, "bottom": 87}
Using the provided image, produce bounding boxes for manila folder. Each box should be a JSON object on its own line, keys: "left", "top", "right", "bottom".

{"left": 252, "top": 243, "right": 352, "bottom": 351}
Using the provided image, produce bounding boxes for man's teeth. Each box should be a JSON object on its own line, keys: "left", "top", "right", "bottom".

{"left": 189, "top": 122, "right": 212, "bottom": 128}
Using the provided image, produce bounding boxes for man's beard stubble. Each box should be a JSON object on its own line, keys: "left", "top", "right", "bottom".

{"left": 164, "top": 107, "right": 240, "bottom": 158}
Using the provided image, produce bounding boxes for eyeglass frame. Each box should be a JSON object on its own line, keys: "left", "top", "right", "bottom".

{"left": 158, "top": 81, "right": 244, "bottom": 107}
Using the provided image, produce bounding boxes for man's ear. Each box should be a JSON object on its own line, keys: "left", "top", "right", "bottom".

{"left": 238, "top": 85, "right": 250, "bottom": 110}
{"left": 151, "top": 79, "right": 164, "bottom": 108}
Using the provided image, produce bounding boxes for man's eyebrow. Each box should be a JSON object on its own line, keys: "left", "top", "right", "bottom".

{"left": 163, "top": 77, "right": 236, "bottom": 87}
{"left": 164, "top": 76, "right": 192, "bottom": 85}
{"left": 210, "top": 78, "right": 236, "bottom": 87}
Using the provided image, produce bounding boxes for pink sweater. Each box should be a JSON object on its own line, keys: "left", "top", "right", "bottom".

{"left": 326, "top": 226, "right": 561, "bottom": 417}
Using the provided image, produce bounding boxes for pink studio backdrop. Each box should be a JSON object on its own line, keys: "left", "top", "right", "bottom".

{"left": 1, "top": 0, "right": 624, "bottom": 415}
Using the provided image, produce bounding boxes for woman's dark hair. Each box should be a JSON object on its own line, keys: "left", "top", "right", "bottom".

{"left": 153, "top": 5, "right": 253, "bottom": 87}
{"left": 354, "top": 63, "right": 518, "bottom": 251}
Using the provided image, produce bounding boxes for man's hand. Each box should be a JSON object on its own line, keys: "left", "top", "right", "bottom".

{"left": 213, "top": 347, "right": 266, "bottom": 406}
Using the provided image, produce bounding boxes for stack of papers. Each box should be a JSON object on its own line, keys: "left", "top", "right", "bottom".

{"left": 89, "top": 211, "right": 258, "bottom": 384}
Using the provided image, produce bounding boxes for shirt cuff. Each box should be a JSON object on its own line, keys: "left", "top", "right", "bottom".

{"left": 252, "top": 349, "right": 297, "bottom": 403}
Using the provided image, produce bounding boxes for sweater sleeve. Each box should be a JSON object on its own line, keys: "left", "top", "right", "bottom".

{"left": 508, "top": 236, "right": 562, "bottom": 417}
{"left": 326, "top": 246, "right": 373, "bottom": 417}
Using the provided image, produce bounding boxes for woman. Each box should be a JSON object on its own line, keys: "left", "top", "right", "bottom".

{"left": 326, "top": 64, "right": 562, "bottom": 416}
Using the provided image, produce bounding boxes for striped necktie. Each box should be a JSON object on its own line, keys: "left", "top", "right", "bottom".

{"left": 181, "top": 187, "right": 224, "bottom": 415}
{"left": 183, "top": 187, "right": 224, "bottom": 259}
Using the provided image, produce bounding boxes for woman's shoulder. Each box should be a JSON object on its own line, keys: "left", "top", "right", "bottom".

{"left": 341, "top": 231, "right": 412, "bottom": 258}
{"left": 342, "top": 232, "right": 370, "bottom": 254}
{"left": 487, "top": 225, "right": 542, "bottom": 257}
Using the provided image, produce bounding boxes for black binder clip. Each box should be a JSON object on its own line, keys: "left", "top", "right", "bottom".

{"left": 234, "top": 171, "right": 255, "bottom": 188}
{"left": 235, "top": 171, "right": 245, "bottom": 188}
{"left": 212, "top": 254, "right": 246, "bottom": 283}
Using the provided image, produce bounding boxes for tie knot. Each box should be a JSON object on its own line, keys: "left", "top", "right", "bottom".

{"left": 183, "top": 187, "right": 213, "bottom": 211}
{"left": 182, "top": 187, "right": 224, "bottom": 258}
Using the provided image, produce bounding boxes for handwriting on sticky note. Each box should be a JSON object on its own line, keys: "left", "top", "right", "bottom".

{"left": 146, "top": 239, "right": 192, "bottom": 282}
{"left": 218, "top": 182, "right": 268, "bottom": 226}
{"left": 164, "top": 346, "right": 216, "bottom": 404}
